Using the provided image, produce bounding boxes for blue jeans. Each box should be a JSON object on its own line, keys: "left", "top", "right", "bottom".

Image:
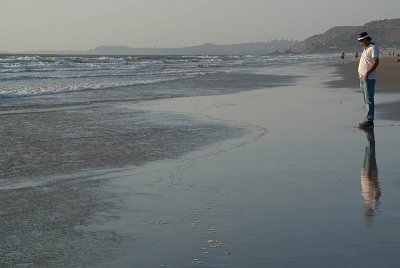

{"left": 360, "top": 78, "right": 375, "bottom": 122}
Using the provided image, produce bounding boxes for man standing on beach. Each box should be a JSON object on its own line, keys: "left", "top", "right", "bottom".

{"left": 357, "top": 32, "right": 379, "bottom": 129}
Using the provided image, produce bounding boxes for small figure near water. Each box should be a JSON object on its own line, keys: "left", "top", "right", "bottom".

{"left": 396, "top": 54, "right": 400, "bottom": 62}
{"left": 340, "top": 50, "right": 345, "bottom": 63}
{"left": 354, "top": 50, "right": 359, "bottom": 59}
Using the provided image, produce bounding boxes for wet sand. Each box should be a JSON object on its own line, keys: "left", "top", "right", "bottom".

{"left": 100, "top": 63, "right": 400, "bottom": 267}
{"left": 2, "top": 62, "right": 400, "bottom": 267}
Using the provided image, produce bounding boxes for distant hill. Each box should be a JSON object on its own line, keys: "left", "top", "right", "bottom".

{"left": 88, "top": 40, "right": 297, "bottom": 55}
{"left": 290, "top": 18, "right": 400, "bottom": 53}
{"left": 12, "top": 40, "right": 296, "bottom": 55}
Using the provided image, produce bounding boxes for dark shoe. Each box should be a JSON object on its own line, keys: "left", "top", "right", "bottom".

{"left": 358, "top": 121, "right": 374, "bottom": 129}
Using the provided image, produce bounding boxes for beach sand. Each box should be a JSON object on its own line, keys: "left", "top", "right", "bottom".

{"left": 328, "top": 56, "right": 400, "bottom": 120}
{"left": 2, "top": 61, "right": 400, "bottom": 267}
{"left": 328, "top": 56, "right": 400, "bottom": 91}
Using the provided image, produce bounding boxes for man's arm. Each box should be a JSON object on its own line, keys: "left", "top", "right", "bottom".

{"left": 365, "top": 59, "right": 379, "bottom": 79}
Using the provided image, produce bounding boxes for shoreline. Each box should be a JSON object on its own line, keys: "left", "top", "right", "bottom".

{"left": 328, "top": 57, "right": 400, "bottom": 120}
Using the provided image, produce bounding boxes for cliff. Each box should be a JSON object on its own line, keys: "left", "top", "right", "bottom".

{"left": 290, "top": 18, "right": 400, "bottom": 53}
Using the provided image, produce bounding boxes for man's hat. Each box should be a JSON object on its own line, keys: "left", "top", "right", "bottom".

{"left": 357, "top": 32, "right": 371, "bottom": 41}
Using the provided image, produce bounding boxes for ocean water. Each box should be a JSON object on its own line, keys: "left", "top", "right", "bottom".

{"left": 0, "top": 53, "right": 339, "bottom": 181}
{"left": 0, "top": 53, "right": 337, "bottom": 102}
{"left": 0, "top": 53, "right": 341, "bottom": 181}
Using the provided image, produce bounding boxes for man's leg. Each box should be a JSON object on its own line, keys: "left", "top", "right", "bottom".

{"left": 365, "top": 79, "right": 375, "bottom": 122}
{"left": 359, "top": 79, "right": 375, "bottom": 128}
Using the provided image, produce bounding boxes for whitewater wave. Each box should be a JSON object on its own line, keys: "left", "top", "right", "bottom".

{"left": 0, "top": 53, "right": 338, "bottom": 100}
{"left": 0, "top": 76, "right": 194, "bottom": 98}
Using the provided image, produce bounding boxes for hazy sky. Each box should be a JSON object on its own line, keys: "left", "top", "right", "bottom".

{"left": 1, "top": 0, "right": 399, "bottom": 52}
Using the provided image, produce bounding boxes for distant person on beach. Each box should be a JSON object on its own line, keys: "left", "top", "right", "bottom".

{"left": 357, "top": 32, "right": 379, "bottom": 129}
{"left": 396, "top": 53, "right": 400, "bottom": 62}
{"left": 340, "top": 50, "right": 345, "bottom": 63}
{"left": 355, "top": 50, "right": 359, "bottom": 59}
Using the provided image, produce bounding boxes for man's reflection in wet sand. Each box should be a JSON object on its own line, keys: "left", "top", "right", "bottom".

{"left": 360, "top": 129, "right": 381, "bottom": 222}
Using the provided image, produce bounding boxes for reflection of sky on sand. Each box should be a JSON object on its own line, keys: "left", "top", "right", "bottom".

{"left": 360, "top": 129, "right": 380, "bottom": 222}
